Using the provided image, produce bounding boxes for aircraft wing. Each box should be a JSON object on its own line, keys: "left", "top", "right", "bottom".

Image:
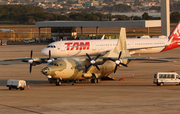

{"left": 4, "top": 55, "right": 175, "bottom": 63}
{"left": 4, "top": 57, "right": 32, "bottom": 61}
{"left": 94, "top": 56, "right": 175, "bottom": 63}
{"left": 3, "top": 57, "right": 56, "bottom": 64}
{"left": 74, "top": 56, "right": 175, "bottom": 63}
{"left": 123, "top": 57, "right": 176, "bottom": 62}
{"left": 128, "top": 45, "right": 165, "bottom": 51}
{"left": 3, "top": 56, "right": 87, "bottom": 61}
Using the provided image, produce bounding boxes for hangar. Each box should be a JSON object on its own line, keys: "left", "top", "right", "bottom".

{"left": 35, "top": 20, "right": 161, "bottom": 41}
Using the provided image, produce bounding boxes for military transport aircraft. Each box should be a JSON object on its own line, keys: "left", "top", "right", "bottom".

{"left": 4, "top": 28, "right": 175, "bottom": 86}
{"left": 41, "top": 21, "right": 180, "bottom": 57}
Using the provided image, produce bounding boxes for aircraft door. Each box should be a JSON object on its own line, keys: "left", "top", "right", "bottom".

{"left": 61, "top": 45, "right": 65, "bottom": 51}
{"left": 62, "top": 44, "right": 69, "bottom": 56}
{"left": 92, "top": 42, "right": 96, "bottom": 50}
{"left": 129, "top": 42, "right": 134, "bottom": 48}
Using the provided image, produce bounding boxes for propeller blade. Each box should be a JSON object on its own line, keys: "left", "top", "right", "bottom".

{"left": 30, "top": 50, "right": 33, "bottom": 59}
{"left": 108, "top": 58, "right": 115, "bottom": 62}
{"left": 29, "top": 50, "right": 34, "bottom": 73}
{"left": 85, "top": 64, "right": 92, "bottom": 73}
{"left": 94, "top": 54, "right": 101, "bottom": 61}
{"left": 120, "top": 63, "right": 128, "bottom": 67}
{"left": 118, "top": 51, "right": 122, "bottom": 59}
{"left": 30, "top": 64, "right": 32, "bottom": 73}
{"left": 94, "top": 64, "right": 100, "bottom": 71}
{"left": 86, "top": 53, "right": 91, "bottom": 60}
{"left": 114, "top": 64, "right": 118, "bottom": 73}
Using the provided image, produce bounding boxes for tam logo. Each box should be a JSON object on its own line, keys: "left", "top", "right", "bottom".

{"left": 173, "top": 24, "right": 180, "bottom": 37}
{"left": 65, "top": 42, "right": 90, "bottom": 50}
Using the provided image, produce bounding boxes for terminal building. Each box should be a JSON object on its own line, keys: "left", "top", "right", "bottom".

{"left": 35, "top": 20, "right": 161, "bottom": 41}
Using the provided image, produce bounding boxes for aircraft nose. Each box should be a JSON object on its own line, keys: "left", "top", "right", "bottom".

{"left": 41, "top": 48, "right": 49, "bottom": 56}
{"left": 41, "top": 67, "right": 50, "bottom": 75}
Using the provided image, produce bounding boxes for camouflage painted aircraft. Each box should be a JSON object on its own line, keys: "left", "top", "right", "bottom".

{"left": 4, "top": 28, "right": 175, "bottom": 86}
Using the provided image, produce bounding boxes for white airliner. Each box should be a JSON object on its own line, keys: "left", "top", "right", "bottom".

{"left": 0, "top": 29, "right": 13, "bottom": 32}
{"left": 41, "top": 21, "right": 180, "bottom": 57}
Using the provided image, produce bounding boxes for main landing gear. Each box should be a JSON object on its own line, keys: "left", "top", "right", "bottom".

{"left": 56, "top": 79, "right": 62, "bottom": 86}
{"left": 91, "top": 78, "right": 100, "bottom": 83}
{"left": 55, "top": 79, "right": 76, "bottom": 86}
{"left": 90, "top": 74, "right": 100, "bottom": 83}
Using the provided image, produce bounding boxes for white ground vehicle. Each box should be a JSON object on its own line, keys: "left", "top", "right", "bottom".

{"left": 23, "top": 39, "right": 36, "bottom": 43}
{"left": 23, "top": 39, "right": 30, "bottom": 43}
{"left": 153, "top": 72, "right": 180, "bottom": 86}
{"left": 7, "top": 80, "right": 26, "bottom": 90}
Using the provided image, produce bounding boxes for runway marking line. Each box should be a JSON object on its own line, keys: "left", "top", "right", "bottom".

{"left": 0, "top": 104, "right": 42, "bottom": 114}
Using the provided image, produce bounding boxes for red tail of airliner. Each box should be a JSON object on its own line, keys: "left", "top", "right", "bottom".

{"left": 162, "top": 21, "right": 180, "bottom": 52}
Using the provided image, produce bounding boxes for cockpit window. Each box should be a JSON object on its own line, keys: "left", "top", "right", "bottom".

{"left": 49, "top": 62, "right": 62, "bottom": 66}
{"left": 47, "top": 45, "right": 56, "bottom": 48}
{"left": 54, "top": 63, "right": 58, "bottom": 66}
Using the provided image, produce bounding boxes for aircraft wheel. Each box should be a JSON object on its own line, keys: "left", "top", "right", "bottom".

{"left": 96, "top": 79, "right": 100, "bottom": 83}
{"left": 55, "top": 79, "right": 62, "bottom": 86}
{"left": 160, "top": 83, "right": 164, "bottom": 86}
{"left": 20, "top": 88, "right": 25, "bottom": 90}
{"left": 91, "top": 79, "right": 96, "bottom": 83}
{"left": 56, "top": 81, "right": 61, "bottom": 86}
{"left": 74, "top": 80, "right": 78, "bottom": 83}
{"left": 9, "top": 87, "right": 11, "bottom": 90}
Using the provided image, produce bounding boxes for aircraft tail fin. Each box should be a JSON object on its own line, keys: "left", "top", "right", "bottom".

{"left": 168, "top": 21, "right": 180, "bottom": 40}
{"left": 103, "top": 28, "right": 131, "bottom": 58}
{"left": 162, "top": 21, "right": 180, "bottom": 52}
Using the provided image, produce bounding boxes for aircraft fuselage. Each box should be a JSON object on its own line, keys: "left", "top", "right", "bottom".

{"left": 41, "top": 58, "right": 129, "bottom": 80}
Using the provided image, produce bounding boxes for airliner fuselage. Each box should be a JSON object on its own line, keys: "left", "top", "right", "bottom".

{"left": 41, "top": 38, "right": 170, "bottom": 57}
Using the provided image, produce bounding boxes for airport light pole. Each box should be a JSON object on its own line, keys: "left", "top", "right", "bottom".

{"left": 31, "top": 29, "right": 32, "bottom": 39}
{"left": 161, "top": 0, "right": 170, "bottom": 36}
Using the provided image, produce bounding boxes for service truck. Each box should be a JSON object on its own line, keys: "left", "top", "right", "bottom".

{"left": 7, "top": 80, "right": 26, "bottom": 90}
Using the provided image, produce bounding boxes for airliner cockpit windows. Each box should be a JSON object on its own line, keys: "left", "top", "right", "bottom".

{"left": 47, "top": 45, "right": 56, "bottom": 48}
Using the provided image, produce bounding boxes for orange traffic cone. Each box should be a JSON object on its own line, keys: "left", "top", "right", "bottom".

{"left": 132, "top": 74, "right": 134, "bottom": 77}
{"left": 27, "top": 85, "right": 30, "bottom": 89}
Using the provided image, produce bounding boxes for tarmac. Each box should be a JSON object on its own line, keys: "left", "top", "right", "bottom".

{"left": 0, "top": 44, "right": 180, "bottom": 114}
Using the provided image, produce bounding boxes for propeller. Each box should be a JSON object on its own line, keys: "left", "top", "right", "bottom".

{"left": 28, "top": 50, "right": 34, "bottom": 73}
{"left": 85, "top": 53, "right": 101, "bottom": 72}
{"left": 108, "top": 51, "right": 128, "bottom": 73}
{"left": 28, "top": 50, "right": 53, "bottom": 73}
